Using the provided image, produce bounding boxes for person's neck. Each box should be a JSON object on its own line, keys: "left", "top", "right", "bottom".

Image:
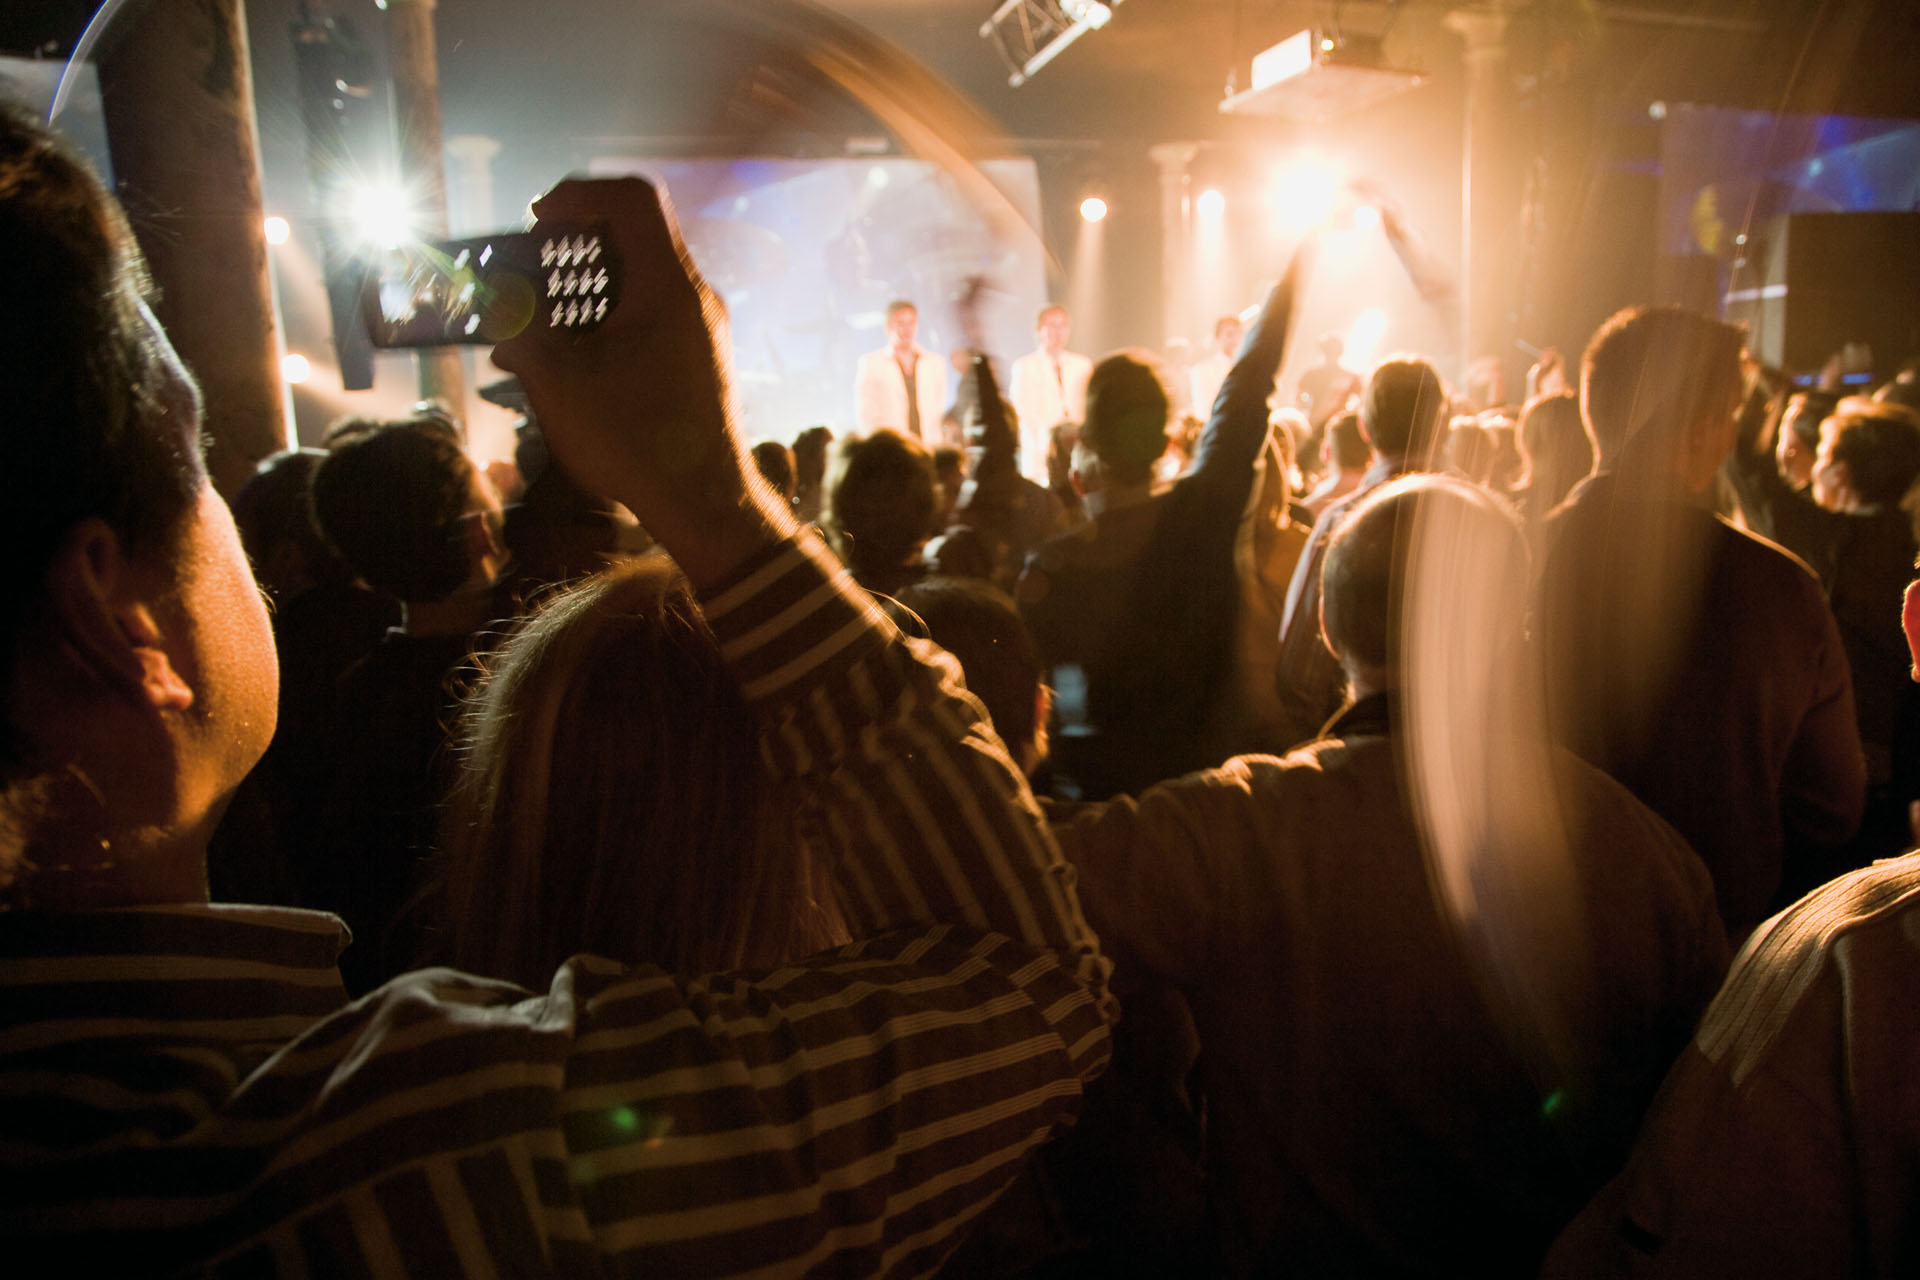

{"left": 892, "top": 342, "right": 916, "bottom": 362}
{"left": 8, "top": 798, "right": 214, "bottom": 910}
{"left": 401, "top": 582, "right": 497, "bottom": 638}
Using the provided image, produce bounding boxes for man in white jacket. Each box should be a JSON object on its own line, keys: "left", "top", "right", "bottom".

{"left": 854, "top": 299, "right": 949, "bottom": 442}
{"left": 1009, "top": 304, "right": 1092, "bottom": 480}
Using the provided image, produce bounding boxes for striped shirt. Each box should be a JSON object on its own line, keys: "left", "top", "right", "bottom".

{"left": 0, "top": 533, "right": 1115, "bottom": 1277}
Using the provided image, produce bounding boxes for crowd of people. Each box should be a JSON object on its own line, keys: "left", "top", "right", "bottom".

{"left": 7, "top": 99, "right": 1920, "bottom": 1276}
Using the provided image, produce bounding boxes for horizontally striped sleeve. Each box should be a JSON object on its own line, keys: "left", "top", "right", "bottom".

{"left": 700, "top": 532, "right": 1115, "bottom": 1030}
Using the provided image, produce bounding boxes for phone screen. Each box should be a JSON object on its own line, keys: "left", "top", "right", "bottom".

{"left": 362, "top": 226, "right": 615, "bottom": 348}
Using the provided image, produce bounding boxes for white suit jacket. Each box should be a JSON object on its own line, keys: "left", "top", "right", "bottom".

{"left": 1008, "top": 349, "right": 1092, "bottom": 480}
{"left": 854, "top": 346, "right": 949, "bottom": 442}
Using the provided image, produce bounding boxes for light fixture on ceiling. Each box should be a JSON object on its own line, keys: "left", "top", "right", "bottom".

{"left": 981, "top": 0, "right": 1126, "bottom": 88}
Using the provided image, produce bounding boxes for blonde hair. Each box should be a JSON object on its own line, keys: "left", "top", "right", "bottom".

{"left": 440, "top": 555, "right": 847, "bottom": 986}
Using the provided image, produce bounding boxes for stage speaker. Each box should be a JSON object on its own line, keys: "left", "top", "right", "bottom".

{"left": 1722, "top": 212, "right": 1920, "bottom": 383}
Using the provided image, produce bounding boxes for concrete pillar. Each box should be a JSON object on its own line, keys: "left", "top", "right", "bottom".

{"left": 96, "top": 0, "right": 288, "bottom": 496}
{"left": 445, "top": 134, "right": 503, "bottom": 236}
{"left": 1149, "top": 142, "right": 1199, "bottom": 347}
{"left": 387, "top": 0, "right": 466, "bottom": 415}
{"left": 1445, "top": 5, "right": 1519, "bottom": 375}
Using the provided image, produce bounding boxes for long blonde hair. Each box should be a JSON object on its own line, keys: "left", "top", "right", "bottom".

{"left": 439, "top": 555, "right": 847, "bottom": 987}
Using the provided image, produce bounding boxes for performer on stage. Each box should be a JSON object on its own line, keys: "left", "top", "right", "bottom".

{"left": 854, "top": 299, "right": 949, "bottom": 442}
{"left": 1009, "top": 304, "right": 1092, "bottom": 480}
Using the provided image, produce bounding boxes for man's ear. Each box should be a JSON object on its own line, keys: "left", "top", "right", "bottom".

{"left": 43, "top": 518, "right": 194, "bottom": 712}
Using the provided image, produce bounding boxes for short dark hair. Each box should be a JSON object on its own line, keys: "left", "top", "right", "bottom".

{"left": 1327, "top": 410, "right": 1370, "bottom": 471}
{"left": 1361, "top": 356, "right": 1446, "bottom": 460}
{"left": 894, "top": 577, "right": 1041, "bottom": 753}
{"left": 792, "top": 426, "right": 834, "bottom": 487}
{"left": 231, "top": 449, "right": 355, "bottom": 594}
{"left": 749, "top": 440, "right": 795, "bottom": 501}
{"left": 1824, "top": 398, "right": 1920, "bottom": 506}
{"left": 1083, "top": 351, "right": 1171, "bottom": 485}
{"left": 311, "top": 418, "right": 481, "bottom": 602}
{"left": 0, "top": 105, "right": 204, "bottom": 775}
{"left": 825, "top": 430, "right": 938, "bottom": 579}
{"left": 1580, "top": 306, "right": 1745, "bottom": 464}
{"left": 886, "top": 299, "right": 917, "bottom": 319}
{"left": 1321, "top": 474, "right": 1526, "bottom": 675}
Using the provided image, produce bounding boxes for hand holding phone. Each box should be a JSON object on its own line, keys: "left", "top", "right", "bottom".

{"left": 490, "top": 177, "right": 791, "bottom": 586}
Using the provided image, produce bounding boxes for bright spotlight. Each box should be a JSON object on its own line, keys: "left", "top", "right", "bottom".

{"left": 282, "top": 352, "right": 312, "bottom": 384}
{"left": 1196, "top": 188, "right": 1226, "bottom": 218}
{"left": 1269, "top": 153, "right": 1342, "bottom": 227}
{"left": 263, "top": 215, "right": 291, "bottom": 246}
{"left": 1351, "top": 203, "right": 1382, "bottom": 231}
{"left": 1080, "top": 195, "right": 1109, "bottom": 223}
{"left": 343, "top": 181, "right": 416, "bottom": 250}
{"left": 1344, "top": 308, "right": 1388, "bottom": 369}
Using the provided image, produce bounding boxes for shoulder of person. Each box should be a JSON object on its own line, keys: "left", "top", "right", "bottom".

{"left": 1696, "top": 853, "right": 1920, "bottom": 1085}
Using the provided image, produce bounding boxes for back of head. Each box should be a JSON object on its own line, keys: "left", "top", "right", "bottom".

{"left": 1824, "top": 397, "right": 1920, "bottom": 506}
{"left": 441, "top": 556, "right": 846, "bottom": 986}
{"left": 893, "top": 576, "right": 1041, "bottom": 757}
{"left": 232, "top": 448, "right": 355, "bottom": 598}
{"left": 311, "top": 418, "right": 481, "bottom": 603}
{"left": 749, "top": 440, "right": 796, "bottom": 502}
{"left": 1517, "top": 392, "right": 1592, "bottom": 509}
{"left": 1579, "top": 306, "right": 1745, "bottom": 468}
{"left": 0, "top": 105, "right": 203, "bottom": 781}
{"left": 1327, "top": 410, "right": 1370, "bottom": 472}
{"left": 824, "top": 429, "right": 937, "bottom": 579}
{"left": 1322, "top": 474, "right": 1527, "bottom": 678}
{"left": 792, "top": 425, "right": 834, "bottom": 487}
{"left": 1083, "top": 350, "right": 1171, "bottom": 486}
{"left": 1362, "top": 356, "right": 1447, "bottom": 461}
{"left": 1782, "top": 389, "right": 1842, "bottom": 445}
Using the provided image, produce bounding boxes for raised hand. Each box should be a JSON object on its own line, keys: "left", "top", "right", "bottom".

{"left": 491, "top": 178, "right": 791, "bottom": 584}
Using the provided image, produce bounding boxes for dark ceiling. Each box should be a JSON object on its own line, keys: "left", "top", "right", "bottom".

{"left": 5, "top": 1, "right": 1919, "bottom": 144}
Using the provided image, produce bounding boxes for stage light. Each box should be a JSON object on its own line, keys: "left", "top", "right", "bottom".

{"left": 1060, "top": 0, "right": 1112, "bottom": 27}
{"left": 343, "top": 180, "right": 415, "bottom": 250}
{"left": 1080, "top": 195, "right": 1109, "bottom": 223}
{"left": 282, "top": 352, "right": 312, "bottom": 384}
{"left": 1352, "top": 204, "right": 1382, "bottom": 231}
{"left": 1269, "top": 153, "right": 1342, "bottom": 227}
{"left": 263, "top": 215, "right": 291, "bottom": 246}
{"left": 1196, "top": 188, "right": 1226, "bottom": 218}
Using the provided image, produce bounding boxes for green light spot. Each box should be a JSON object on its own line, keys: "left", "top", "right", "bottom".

{"left": 1542, "top": 1090, "right": 1566, "bottom": 1120}
{"left": 610, "top": 1106, "right": 639, "bottom": 1134}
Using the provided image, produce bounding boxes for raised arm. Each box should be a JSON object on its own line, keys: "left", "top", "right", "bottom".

{"left": 494, "top": 177, "right": 1111, "bottom": 997}
{"left": 1186, "top": 238, "right": 1313, "bottom": 493}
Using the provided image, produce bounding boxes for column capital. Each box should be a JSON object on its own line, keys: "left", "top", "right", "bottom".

{"left": 1147, "top": 141, "right": 1200, "bottom": 177}
{"left": 1444, "top": 5, "right": 1515, "bottom": 60}
{"left": 446, "top": 134, "right": 502, "bottom": 163}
